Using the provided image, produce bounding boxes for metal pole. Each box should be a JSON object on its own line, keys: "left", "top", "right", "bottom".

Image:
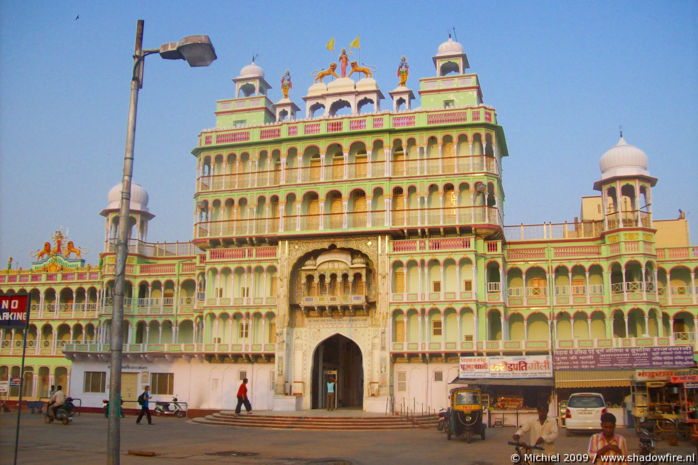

{"left": 108, "top": 19, "right": 143, "bottom": 465}
{"left": 13, "top": 295, "right": 31, "bottom": 465}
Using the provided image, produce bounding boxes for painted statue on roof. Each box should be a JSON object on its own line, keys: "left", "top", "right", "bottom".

{"left": 338, "top": 48, "right": 350, "bottom": 77}
{"left": 281, "top": 69, "right": 292, "bottom": 98}
{"left": 397, "top": 56, "right": 409, "bottom": 86}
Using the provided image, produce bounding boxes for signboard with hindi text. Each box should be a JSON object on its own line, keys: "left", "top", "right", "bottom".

{"left": 459, "top": 355, "right": 552, "bottom": 378}
{"left": 554, "top": 346, "right": 694, "bottom": 371}
{"left": 0, "top": 295, "right": 29, "bottom": 328}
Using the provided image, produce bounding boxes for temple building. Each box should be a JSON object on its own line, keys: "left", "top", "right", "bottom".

{"left": 1, "top": 36, "right": 696, "bottom": 417}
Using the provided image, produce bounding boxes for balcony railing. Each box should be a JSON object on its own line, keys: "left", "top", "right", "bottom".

{"left": 103, "top": 239, "right": 197, "bottom": 257}
{"left": 194, "top": 205, "right": 501, "bottom": 239}
{"left": 196, "top": 154, "right": 500, "bottom": 193}
{"left": 60, "top": 342, "right": 276, "bottom": 354}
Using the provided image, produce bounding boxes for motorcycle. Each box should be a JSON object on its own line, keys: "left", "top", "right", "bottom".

{"left": 45, "top": 397, "right": 75, "bottom": 425}
{"left": 437, "top": 407, "right": 448, "bottom": 431}
{"left": 153, "top": 397, "right": 187, "bottom": 418}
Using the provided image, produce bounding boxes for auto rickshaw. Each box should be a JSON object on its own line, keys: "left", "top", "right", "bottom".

{"left": 444, "top": 386, "right": 486, "bottom": 443}
{"left": 632, "top": 380, "right": 680, "bottom": 436}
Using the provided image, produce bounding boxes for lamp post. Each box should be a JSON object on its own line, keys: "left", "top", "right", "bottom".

{"left": 108, "top": 19, "right": 215, "bottom": 465}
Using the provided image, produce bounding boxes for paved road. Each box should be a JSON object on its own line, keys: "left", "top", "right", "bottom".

{"left": 2, "top": 411, "right": 696, "bottom": 465}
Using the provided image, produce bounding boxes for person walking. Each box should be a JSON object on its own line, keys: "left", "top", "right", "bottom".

{"left": 588, "top": 412, "right": 627, "bottom": 464}
{"left": 136, "top": 385, "right": 153, "bottom": 425}
{"left": 512, "top": 403, "right": 558, "bottom": 453}
{"left": 235, "top": 378, "right": 252, "bottom": 415}
{"left": 326, "top": 376, "right": 336, "bottom": 411}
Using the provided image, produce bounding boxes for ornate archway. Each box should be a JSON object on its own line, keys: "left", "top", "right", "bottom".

{"left": 311, "top": 334, "right": 363, "bottom": 409}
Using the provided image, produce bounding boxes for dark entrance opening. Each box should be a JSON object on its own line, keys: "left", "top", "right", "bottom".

{"left": 311, "top": 334, "right": 363, "bottom": 409}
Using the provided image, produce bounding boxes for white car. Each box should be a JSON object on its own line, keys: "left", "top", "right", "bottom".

{"left": 564, "top": 392, "right": 606, "bottom": 435}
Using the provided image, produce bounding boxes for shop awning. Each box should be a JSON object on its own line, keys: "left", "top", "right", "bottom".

{"left": 555, "top": 370, "right": 634, "bottom": 388}
{"left": 449, "top": 377, "right": 554, "bottom": 387}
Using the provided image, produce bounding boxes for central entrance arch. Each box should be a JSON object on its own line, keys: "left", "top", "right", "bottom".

{"left": 311, "top": 334, "right": 363, "bottom": 409}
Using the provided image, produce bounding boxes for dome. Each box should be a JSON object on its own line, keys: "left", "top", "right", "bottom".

{"left": 436, "top": 36, "right": 464, "bottom": 56}
{"left": 239, "top": 60, "right": 264, "bottom": 78}
{"left": 355, "top": 77, "right": 379, "bottom": 91}
{"left": 106, "top": 182, "right": 149, "bottom": 212}
{"left": 327, "top": 77, "right": 356, "bottom": 92}
{"left": 599, "top": 136, "right": 650, "bottom": 180}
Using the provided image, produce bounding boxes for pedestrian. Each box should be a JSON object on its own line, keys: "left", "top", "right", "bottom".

{"left": 136, "top": 385, "right": 153, "bottom": 425}
{"left": 326, "top": 376, "right": 336, "bottom": 411}
{"left": 512, "top": 403, "right": 558, "bottom": 453}
{"left": 235, "top": 378, "right": 252, "bottom": 415}
{"left": 588, "top": 412, "right": 627, "bottom": 464}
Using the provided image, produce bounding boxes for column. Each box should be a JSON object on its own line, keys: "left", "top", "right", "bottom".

{"left": 384, "top": 148, "right": 392, "bottom": 176}
{"left": 343, "top": 152, "right": 348, "bottom": 179}
{"left": 342, "top": 200, "right": 348, "bottom": 229}
{"left": 366, "top": 150, "right": 373, "bottom": 177}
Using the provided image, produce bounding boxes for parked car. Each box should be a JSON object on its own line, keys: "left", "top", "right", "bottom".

{"left": 565, "top": 392, "right": 606, "bottom": 435}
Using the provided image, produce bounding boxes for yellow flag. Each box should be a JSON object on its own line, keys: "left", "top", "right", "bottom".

{"left": 349, "top": 35, "right": 360, "bottom": 48}
{"left": 326, "top": 38, "right": 335, "bottom": 51}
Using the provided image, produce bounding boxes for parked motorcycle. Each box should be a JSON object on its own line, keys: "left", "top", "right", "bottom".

{"left": 45, "top": 397, "right": 75, "bottom": 425}
{"left": 437, "top": 407, "right": 448, "bottom": 431}
{"left": 153, "top": 397, "right": 187, "bottom": 418}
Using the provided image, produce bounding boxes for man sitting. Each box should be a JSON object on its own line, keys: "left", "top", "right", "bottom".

{"left": 48, "top": 385, "right": 65, "bottom": 418}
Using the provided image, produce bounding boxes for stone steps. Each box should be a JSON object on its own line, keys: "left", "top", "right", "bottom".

{"left": 192, "top": 412, "right": 438, "bottom": 430}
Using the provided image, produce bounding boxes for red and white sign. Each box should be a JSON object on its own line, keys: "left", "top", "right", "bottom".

{"left": 0, "top": 295, "right": 29, "bottom": 328}
{"left": 459, "top": 355, "right": 552, "bottom": 378}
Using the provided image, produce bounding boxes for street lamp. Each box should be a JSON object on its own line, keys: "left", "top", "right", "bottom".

{"left": 108, "top": 19, "right": 215, "bottom": 465}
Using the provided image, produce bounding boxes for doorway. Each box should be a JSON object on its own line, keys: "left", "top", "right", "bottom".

{"left": 121, "top": 372, "right": 139, "bottom": 402}
{"left": 311, "top": 334, "right": 363, "bottom": 409}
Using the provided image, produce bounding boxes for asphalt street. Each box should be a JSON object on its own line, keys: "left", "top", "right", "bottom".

{"left": 1, "top": 411, "right": 697, "bottom": 465}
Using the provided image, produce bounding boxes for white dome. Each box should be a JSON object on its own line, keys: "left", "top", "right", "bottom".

{"left": 437, "top": 37, "right": 464, "bottom": 56}
{"left": 327, "top": 77, "right": 355, "bottom": 92}
{"left": 106, "top": 182, "right": 149, "bottom": 212}
{"left": 239, "top": 61, "right": 264, "bottom": 78}
{"left": 599, "top": 137, "right": 650, "bottom": 180}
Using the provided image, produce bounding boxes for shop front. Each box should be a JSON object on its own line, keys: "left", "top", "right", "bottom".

{"left": 450, "top": 355, "right": 554, "bottom": 427}
{"left": 553, "top": 346, "right": 694, "bottom": 427}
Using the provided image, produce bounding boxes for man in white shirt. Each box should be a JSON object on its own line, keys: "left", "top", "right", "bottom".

{"left": 512, "top": 404, "right": 559, "bottom": 453}
{"left": 48, "top": 385, "right": 66, "bottom": 419}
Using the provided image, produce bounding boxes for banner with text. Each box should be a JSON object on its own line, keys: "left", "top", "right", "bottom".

{"left": 554, "top": 346, "right": 694, "bottom": 371}
{"left": 459, "top": 355, "right": 553, "bottom": 378}
{"left": 0, "top": 295, "right": 29, "bottom": 328}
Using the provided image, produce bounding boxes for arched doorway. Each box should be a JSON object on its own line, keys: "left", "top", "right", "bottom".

{"left": 311, "top": 334, "right": 363, "bottom": 409}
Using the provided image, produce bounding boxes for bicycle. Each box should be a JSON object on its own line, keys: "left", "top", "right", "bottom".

{"left": 508, "top": 441, "right": 544, "bottom": 465}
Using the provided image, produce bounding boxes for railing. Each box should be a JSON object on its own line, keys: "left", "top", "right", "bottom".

{"left": 104, "top": 239, "right": 196, "bottom": 257}
{"left": 503, "top": 210, "right": 658, "bottom": 241}
{"left": 60, "top": 342, "right": 277, "bottom": 354}
{"left": 195, "top": 154, "right": 500, "bottom": 193}
{"left": 194, "top": 205, "right": 501, "bottom": 239}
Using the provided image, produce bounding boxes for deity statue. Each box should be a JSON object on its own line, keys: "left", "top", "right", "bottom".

{"left": 281, "top": 69, "right": 292, "bottom": 99}
{"left": 338, "top": 48, "right": 350, "bottom": 78}
{"left": 397, "top": 56, "right": 409, "bottom": 86}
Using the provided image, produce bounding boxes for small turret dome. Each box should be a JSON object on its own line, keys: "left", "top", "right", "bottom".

{"left": 239, "top": 60, "right": 264, "bottom": 78}
{"left": 106, "top": 182, "right": 150, "bottom": 212}
{"left": 599, "top": 136, "right": 650, "bottom": 180}
{"left": 436, "top": 36, "right": 464, "bottom": 56}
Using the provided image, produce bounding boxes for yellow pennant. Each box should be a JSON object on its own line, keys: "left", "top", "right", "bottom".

{"left": 326, "top": 38, "right": 335, "bottom": 51}
{"left": 349, "top": 35, "right": 360, "bottom": 48}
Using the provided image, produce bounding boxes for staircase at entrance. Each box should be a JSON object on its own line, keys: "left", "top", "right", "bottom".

{"left": 193, "top": 410, "right": 437, "bottom": 430}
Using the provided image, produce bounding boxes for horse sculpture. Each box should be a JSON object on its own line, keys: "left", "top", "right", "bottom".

{"left": 313, "top": 63, "right": 339, "bottom": 83}
{"left": 348, "top": 61, "right": 373, "bottom": 79}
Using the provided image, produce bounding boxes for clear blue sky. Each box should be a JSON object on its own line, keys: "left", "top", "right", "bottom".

{"left": 1, "top": 0, "right": 696, "bottom": 267}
